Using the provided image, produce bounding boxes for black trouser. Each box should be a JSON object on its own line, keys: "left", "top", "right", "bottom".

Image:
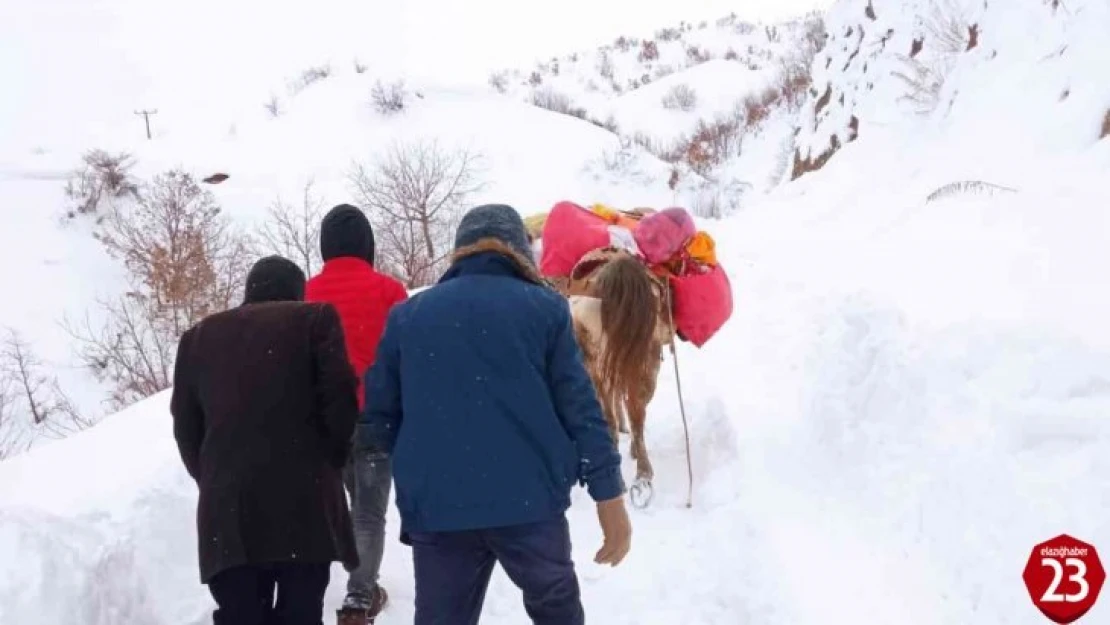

{"left": 207, "top": 562, "right": 331, "bottom": 625}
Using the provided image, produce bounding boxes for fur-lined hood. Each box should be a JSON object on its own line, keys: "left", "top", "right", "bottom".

{"left": 450, "top": 237, "right": 545, "bottom": 286}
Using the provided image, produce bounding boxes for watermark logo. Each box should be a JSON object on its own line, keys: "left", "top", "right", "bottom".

{"left": 1022, "top": 534, "right": 1105, "bottom": 623}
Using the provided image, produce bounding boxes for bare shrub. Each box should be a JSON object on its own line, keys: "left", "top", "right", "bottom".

{"left": 64, "top": 150, "right": 139, "bottom": 219}
{"left": 349, "top": 140, "right": 485, "bottom": 287}
{"left": 656, "top": 27, "right": 682, "bottom": 42}
{"left": 725, "top": 48, "right": 740, "bottom": 61}
{"left": 531, "top": 87, "right": 586, "bottom": 118}
{"left": 488, "top": 71, "right": 509, "bottom": 93}
{"left": 589, "top": 115, "right": 620, "bottom": 133}
{"left": 893, "top": 0, "right": 970, "bottom": 115}
{"left": 686, "top": 45, "right": 711, "bottom": 65}
{"left": 264, "top": 95, "right": 283, "bottom": 118}
{"left": 1100, "top": 109, "right": 1110, "bottom": 139}
{"left": 371, "top": 80, "right": 407, "bottom": 115}
{"left": 0, "top": 330, "right": 88, "bottom": 451}
{"left": 598, "top": 52, "right": 615, "bottom": 80}
{"left": 528, "top": 71, "right": 543, "bottom": 87}
{"left": 256, "top": 179, "right": 326, "bottom": 276}
{"left": 675, "top": 111, "right": 745, "bottom": 176}
{"left": 289, "top": 64, "right": 332, "bottom": 94}
{"left": 662, "top": 84, "right": 698, "bottom": 111}
{"left": 639, "top": 40, "right": 659, "bottom": 62}
{"left": 654, "top": 65, "right": 676, "bottom": 80}
{"left": 614, "top": 36, "right": 632, "bottom": 52}
{"left": 354, "top": 58, "right": 368, "bottom": 74}
{"left": 69, "top": 170, "right": 253, "bottom": 408}
{"left": 925, "top": 180, "right": 1018, "bottom": 202}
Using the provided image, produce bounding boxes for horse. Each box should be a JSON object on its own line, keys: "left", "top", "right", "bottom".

{"left": 556, "top": 247, "right": 674, "bottom": 507}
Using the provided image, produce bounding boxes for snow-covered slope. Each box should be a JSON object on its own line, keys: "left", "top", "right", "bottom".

{"left": 3, "top": 0, "right": 1110, "bottom": 623}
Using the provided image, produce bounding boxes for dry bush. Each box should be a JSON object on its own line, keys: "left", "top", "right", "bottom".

{"left": 64, "top": 150, "right": 139, "bottom": 219}
{"left": 597, "top": 52, "right": 615, "bottom": 80}
{"left": 349, "top": 140, "right": 484, "bottom": 287}
{"left": 256, "top": 179, "right": 326, "bottom": 276}
{"left": 925, "top": 180, "right": 1018, "bottom": 202}
{"left": 639, "top": 40, "right": 660, "bottom": 62}
{"left": 354, "top": 58, "right": 368, "bottom": 74}
{"left": 1100, "top": 109, "right": 1110, "bottom": 139}
{"left": 725, "top": 48, "right": 740, "bottom": 61}
{"left": 0, "top": 330, "right": 88, "bottom": 455}
{"left": 686, "top": 45, "right": 711, "bottom": 65}
{"left": 528, "top": 71, "right": 543, "bottom": 87}
{"left": 288, "top": 64, "right": 332, "bottom": 95}
{"left": 264, "top": 94, "right": 283, "bottom": 118}
{"left": 69, "top": 170, "right": 253, "bottom": 408}
{"left": 531, "top": 87, "right": 586, "bottom": 118}
{"left": 654, "top": 64, "right": 676, "bottom": 80}
{"left": 614, "top": 36, "right": 632, "bottom": 52}
{"left": 673, "top": 110, "right": 745, "bottom": 176}
{"left": 661, "top": 84, "right": 698, "bottom": 111}
{"left": 589, "top": 115, "right": 620, "bottom": 133}
{"left": 893, "top": 0, "right": 970, "bottom": 115}
{"left": 371, "top": 80, "right": 408, "bottom": 115}
{"left": 488, "top": 71, "right": 509, "bottom": 93}
{"left": 656, "top": 27, "right": 682, "bottom": 42}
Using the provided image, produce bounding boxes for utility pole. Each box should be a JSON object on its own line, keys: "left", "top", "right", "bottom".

{"left": 134, "top": 109, "right": 158, "bottom": 140}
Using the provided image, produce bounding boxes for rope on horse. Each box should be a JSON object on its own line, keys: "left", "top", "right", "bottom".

{"left": 663, "top": 286, "right": 694, "bottom": 509}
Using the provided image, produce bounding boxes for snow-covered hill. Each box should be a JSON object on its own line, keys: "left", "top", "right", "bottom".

{"left": 3, "top": 0, "right": 1110, "bottom": 623}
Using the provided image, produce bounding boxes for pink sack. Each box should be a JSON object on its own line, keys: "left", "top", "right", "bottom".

{"left": 539, "top": 201, "right": 613, "bottom": 277}
{"left": 633, "top": 207, "right": 696, "bottom": 265}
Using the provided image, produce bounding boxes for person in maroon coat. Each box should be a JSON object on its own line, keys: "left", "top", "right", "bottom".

{"left": 171, "top": 255, "right": 361, "bottom": 625}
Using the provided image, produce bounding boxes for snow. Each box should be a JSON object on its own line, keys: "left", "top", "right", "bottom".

{"left": 3, "top": 0, "right": 1110, "bottom": 623}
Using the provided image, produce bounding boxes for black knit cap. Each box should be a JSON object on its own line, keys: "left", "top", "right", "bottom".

{"left": 243, "top": 255, "right": 306, "bottom": 304}
{"left": 453, "top": 204, "right": 535, "bottom": 266}
{"left": 320, "top": 204, "right": 375, "bottom": 264}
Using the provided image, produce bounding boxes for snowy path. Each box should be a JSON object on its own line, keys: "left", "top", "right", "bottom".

{"left": 4, "top": 236, "right": 1108, "bottom": 625}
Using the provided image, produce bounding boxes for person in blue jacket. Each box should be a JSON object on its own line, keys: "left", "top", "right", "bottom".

{"left": 362, "top": 203, "right": 632, "bottom": 625}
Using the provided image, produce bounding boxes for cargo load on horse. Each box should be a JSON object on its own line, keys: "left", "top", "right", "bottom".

{"left": 530, "top": 199, "right": 733, "bottom": 508}
{"left": 536, "top": 200, "right": 733, "bottom": 348}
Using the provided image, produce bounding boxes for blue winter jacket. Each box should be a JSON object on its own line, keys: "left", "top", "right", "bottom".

{"left": 362, "top": 248, "right": 625, "bottom": 538}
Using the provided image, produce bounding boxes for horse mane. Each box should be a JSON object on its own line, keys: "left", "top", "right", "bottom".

{"left": 592, "top": 255, "right": 658, "bottom": 406}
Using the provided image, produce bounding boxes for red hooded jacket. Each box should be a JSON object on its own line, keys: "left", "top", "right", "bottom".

{"left": 305, "top": 257, "right": 408, "bottom": 409}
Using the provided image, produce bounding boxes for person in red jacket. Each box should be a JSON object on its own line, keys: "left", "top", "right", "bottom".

{"left": 305, "top": 204, "right": 407, "bottom": 625}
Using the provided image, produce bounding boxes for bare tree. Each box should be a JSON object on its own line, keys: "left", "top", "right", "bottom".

{"left": 0, "top": 375, "right": 26, "bottom": 460}
{"left": 349, "top": 140, "right": 484, "bottom": 287}
{"left": 256, "top": 179, "right": 326, "bottom": 275}
{"left": 0, "top": 329, "right": 89, "bottom": 454}
{"left": 63, "top": 149, "right": 139, "bottom": 219}
{"left": 70, "top": 169, "right": 253, "bottom": 409}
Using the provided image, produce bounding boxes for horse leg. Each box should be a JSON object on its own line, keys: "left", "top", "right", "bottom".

{"left": 616, "top": 401, "right": 630, "bottom": 434}
{"left": 629, "top": 346, "right": 662, "bottom": 482}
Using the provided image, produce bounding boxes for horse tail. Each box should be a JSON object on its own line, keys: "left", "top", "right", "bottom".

{"left": 593, "top": 255, "right": 658, "bottom": 405}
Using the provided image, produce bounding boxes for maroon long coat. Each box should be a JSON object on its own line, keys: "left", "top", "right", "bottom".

{"left": 170, "top": 301, "right": 360, "bottom": 582}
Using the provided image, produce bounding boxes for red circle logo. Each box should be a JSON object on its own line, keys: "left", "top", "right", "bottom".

{"left": 1022, "top": 534, "right": 1106, "bottom": 623}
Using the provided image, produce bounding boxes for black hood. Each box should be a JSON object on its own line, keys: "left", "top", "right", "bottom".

{"left": 320, "top": 204, "right": 375, "bottom": 264}
{"left": 243, "top": 256, "right": 306, "bottom": 304}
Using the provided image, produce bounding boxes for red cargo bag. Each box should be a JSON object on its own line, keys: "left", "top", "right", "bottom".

{"left": 540, "top": 201, "right": 614, "bottom": 277}
{"left": 670, "top": 263, "right": 733, "bottom": 348}
{"left": 633, "top": 207, "right": 696, "bottom": 265}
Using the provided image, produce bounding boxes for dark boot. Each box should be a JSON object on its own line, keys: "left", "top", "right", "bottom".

{"left": 338, "top": 586, "right": 388, "bottom": 624}
{"left": 337, "top": 607, "right": 369, "bottom": 625}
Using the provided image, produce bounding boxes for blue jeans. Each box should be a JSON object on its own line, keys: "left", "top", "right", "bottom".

{"left": 408, "top": 516, "right": 584, "bottom": 625}
{"left": 342, "top": 449, "right": 391, "bottom": 609}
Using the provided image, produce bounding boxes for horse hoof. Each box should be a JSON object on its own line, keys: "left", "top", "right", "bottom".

{"left": 629, "top": 478, "right": 654, "bottom": 509}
